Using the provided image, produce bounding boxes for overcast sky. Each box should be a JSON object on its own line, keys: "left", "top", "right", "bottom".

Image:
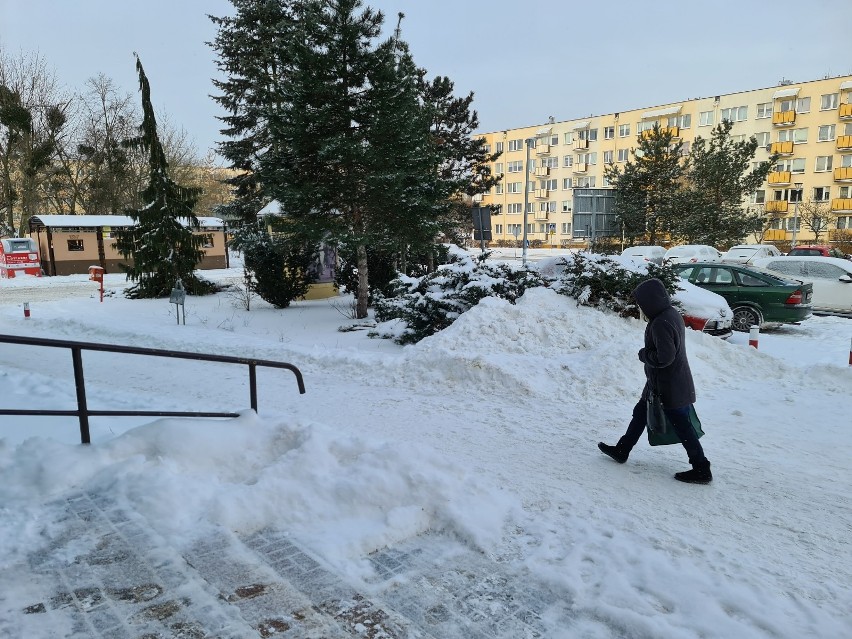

{"left": 2, "top": 0, "right": 851, "bottom": 160}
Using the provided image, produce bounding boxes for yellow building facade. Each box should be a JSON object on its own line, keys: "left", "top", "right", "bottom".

{"left": 477, "top": 75, "right": 852, "bottom": 248}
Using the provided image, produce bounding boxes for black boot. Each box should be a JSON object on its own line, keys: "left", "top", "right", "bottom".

{"left": 598, "top": 441, "right": 628, "bottom": 464}
{"left": 674, "top": 459, "right": 712, "bottom": 484}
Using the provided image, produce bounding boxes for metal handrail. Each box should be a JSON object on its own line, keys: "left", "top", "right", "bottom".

{"left": 0, "top": 333, "right": 305, "bottom": 444}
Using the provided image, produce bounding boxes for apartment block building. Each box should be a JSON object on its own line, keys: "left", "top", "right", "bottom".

{"left": 477, "top": 74, "right": 852, "bottom": 247}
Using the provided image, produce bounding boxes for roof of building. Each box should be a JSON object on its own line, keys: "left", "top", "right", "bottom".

{"left": 29, "top": 215, "right": 225, "bottom": 229}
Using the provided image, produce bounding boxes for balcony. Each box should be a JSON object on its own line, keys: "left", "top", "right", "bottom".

{"left": 534, "top": 209, "right": 549, "bottom": 221}
{"left": 534, "top": 166, "right": 549, "bottom": 177}
{"left": 764, "top": 229, "right": 787, "bottom": 241}
{"left": 535, "top": 189, "right": 549, "bottom": 199}
{"left": 767, "top": 171, "right": 792, "bottom": 185}
{"left": 574, "top": 162, "right": 588, "bottom": 173}
{"left": 772, "top": 111, "right": 796, "bottom": 126}
{"left": 831, "top": 198, "right": 852, "bottom": 212}
{"left": 573, "top": 138, "right": 588, "bottom": 150}
{"left": 535, "top": 143, "right": 550, "bottom": 155}
{"left": 839, "top": 103, "right": 852, "bottom": 120}
{"left": 836, "top": 135, "right": 852, "bottom": 150}
{"left": 641, "top": 126, "right": 679, "bottom": 139}
{"left": 770, "top": 141, "right": 794, "bottom": 156}
{"left": 834, "top": 167, "right": 852, "bottom": 182}
{"left": 765, "top": 200, "right": 789, "bottom": 213}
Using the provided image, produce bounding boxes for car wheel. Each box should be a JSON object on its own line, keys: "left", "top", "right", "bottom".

{"left": 731, "top": 306, "right": 762, "bottom": 332}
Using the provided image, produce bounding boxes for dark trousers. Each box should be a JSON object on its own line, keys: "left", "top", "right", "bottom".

{"left": 620, "top": 399, "right": 706, "bottom": 465}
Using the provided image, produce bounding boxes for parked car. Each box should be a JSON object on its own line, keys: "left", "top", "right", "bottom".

{"left": 753, "top": 255, "right": 852, "bottom": 316}
{"left": 672, "top": 262, "right": 813, "bottom": 331}
{"left": 664, "top": 245, "right": 723, "bottom": 265}
{"left": 673, "top": 282, "right": 733, "bottom": 339}
{"left": 621, "top": 245, "right": 666, "bottom": 265}
{"left": 720, "top": 244, "right": 782, "bottom": 265}
{"left": 786, "top": 245, "right": 850, "bottom": 259}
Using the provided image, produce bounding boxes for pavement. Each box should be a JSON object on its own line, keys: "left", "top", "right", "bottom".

{"left": 6, "top": 490, "right": 564, "bottom": 638}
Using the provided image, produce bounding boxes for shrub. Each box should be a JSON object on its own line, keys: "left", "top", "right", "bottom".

{"left": 553, "top": 252, "right": 683, "bottom": 319}
{"left": 372, "top": 251, "right": 547, "bottom": 344}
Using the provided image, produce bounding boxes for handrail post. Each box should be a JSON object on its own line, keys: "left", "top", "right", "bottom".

{"left": 249, "top": 362, "right": 258, "bottom": 412}
{"left": 71, "top": 347, "right": 91, "bottom": 444}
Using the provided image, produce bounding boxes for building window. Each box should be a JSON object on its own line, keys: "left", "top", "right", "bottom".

{"left": 507, "top": 160, "right": 523, "bottom": 172}
{"left": 815, "top": 156, "right": 833, "bottom": 172}
{"left": 778, "top": 128, "right": 808, "bottom": 144}
{"left": 813, "top": 187, "right": 830, "bottom": 201}
{"left": 542, "top": 156, "right": 559, "bottom": 169}
{"left": 840, "top": 186, "right": 851, "bottom": 199}
{"left": 496, "top": 141, "right": 504, "bottom": 153}
{"left": 508, "top": 139, "right": 524, "bottom": 151}
{"left": 755, "top": 132, "right": 770, "bottom": 147}
{"left": 678, "top": 114, "right": 691, "bottom": 128}
{"left": 507, "top": 223, "right": 522, "bottom": 235}
{"left": 756, "top": 102, "right": 772, "bottom": 118}
{"left": 561, "top": 222, "right": 572, "bottom": 235}
{"left": 721, "top": 106, "right": 748, "bottom": 122}
{"left": 507, "top": 182, "right": 522, "bottom": 193}
{"left": 495, "top": 183, "right": 503, "bottom": 195}
{"left": 618, "top": 123, "right": 631, "bottom": 137}
{"left": 699, "top": 110, "right": 714, "bottom": 126}
{"left": 67, "top": 239, "right": 84, "bottom": 251}
{"left": 791, "top": 158, "right": 806, "bottom": 173}
{"left": 603, "top": 126, "right": 615, "bottom": 139}
{"left": 563, "top": 178, "right": 572, "bottom": 190}
{"left": 820, "top": 93, "right": 839, "bottom": 110}
{"left": 603, "top": 150, "right": 614, "bottom": 164}
{"left": 563, "top": 132, "right": 573, "bottom": 145}
{"left": 796, "top": 97, "right": 810, "bottom": 113}
{"left": 842, "top": 154, "right": 852, "bottom": 168}
{"left": 561, "top": 200, "right": 571, "bottom": 212}
{"left": 779, "top": 99, "right": 794, "bottom": 112}
{"left": 845, "top": 123, "right": 852, "bottom": 136}
{"left": 482, "top": 143, "right": 491, "bottom": 153}
{"left": 543, "top": 179, "right": 558, "bottom": 191}
{"left": 494, "top": 162, "right": 503, "bottom": 174}
{"left": 550, "top": 134, "right": 559, "bottom": 146}
{"left": 577, "top": 152, "right": 597, "bottom": 164}
{"left": 680, "top": 141, "right": 691, "bottom": 156}
{"left": 752, "top": 190, "right": 765, "bottom": 204}
{"left": 507, "top": 203, "right": 522, "bottom": 214}
{"left": 837, "top": 215, "right": 851, "bottom": 229}
{"left": 494, "top": 224, "right": 503, "bottom": 235}
{"left": 563, "top": 154, "right": 573, "bottom": 167}
{"left": 818, "top": 124, "right": 836, "bottom": 142}
{"left": 575, "top": 176, "right": 596, "bottom": 188}
{"left": 617, "top": 148, "right": 629, "bottom": 162}
{"left": 577, "top": 128, "right": 598, "bottom": 142}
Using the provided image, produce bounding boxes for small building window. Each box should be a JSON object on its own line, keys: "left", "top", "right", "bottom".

{"left": 67, "top": 239, "right": 84, "bottom": 251}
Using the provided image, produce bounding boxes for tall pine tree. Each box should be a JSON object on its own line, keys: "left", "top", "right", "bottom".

{"left": 261, "top": 0, "right": 442, "bottom": 318}
{"left": 115, "top": 55, "right": 214, "bottom": 298}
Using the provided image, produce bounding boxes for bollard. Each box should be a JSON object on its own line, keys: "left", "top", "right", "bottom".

{"left": 748, "top": 325, "right": 759, "bottom": 349}
{"left": 23, "top": 302, "right": 30, "bottom": 319}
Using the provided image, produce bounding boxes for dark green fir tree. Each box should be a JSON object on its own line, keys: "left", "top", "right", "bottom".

{"left": 115, "top": 54, "right": 215, "bottom": 298}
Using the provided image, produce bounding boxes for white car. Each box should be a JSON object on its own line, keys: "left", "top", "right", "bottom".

{"left": 721, "top": 244, "right": 782, "bottom": 265}
{"left": 664, "top": 244, "right": 722, "bottom": 265}
{"left": 621, "top": 245, "right": 666, "bottom": 265}
{"left": 753, "top": 255, "right": 852, "bottom": 315}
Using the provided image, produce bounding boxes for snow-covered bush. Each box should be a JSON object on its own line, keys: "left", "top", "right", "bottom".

{"left": 372, "top": 251, "right": 547, "bottom": 344}
{"left": 553, "top": 252, "right": 682, "bottom": 318}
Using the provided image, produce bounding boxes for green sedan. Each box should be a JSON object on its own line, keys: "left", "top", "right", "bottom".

{"left": 673, "top": 262, "right": 813, "bottom": 332}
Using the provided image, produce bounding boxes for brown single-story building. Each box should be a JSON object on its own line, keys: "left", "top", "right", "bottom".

{"left": 28, "top": 215, "right": 229, "bottom": 276}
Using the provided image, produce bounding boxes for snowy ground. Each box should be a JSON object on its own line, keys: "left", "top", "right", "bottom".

{"left": 1, "top": 252, "right": 850, "bottom": 638}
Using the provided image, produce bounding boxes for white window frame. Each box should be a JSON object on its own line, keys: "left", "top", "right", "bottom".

{"left": 756, "top": 102, "right": 772, "bottom": 119}
{"left": 815, "top": 156, "right": 833, "bottom": 172}
{"left": 617, "top": 148, "right": 630, "bottom": 162}
{"left": 699, "top": 110, "right": 714, "bottom": 126}
{"left": 820, "top": 93, "right": 839, "bottom": 110}
{"left": 618, "top": 123, "right": 631, "bottom": 137}
{"left": 818, "top": 124, "right": 836, "bottom": 142}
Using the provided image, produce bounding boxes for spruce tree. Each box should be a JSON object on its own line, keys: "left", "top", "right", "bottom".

{"left": 262, "top": 0, "right": 440, "bottom": 318}
{"left": 209, "top": 0, "right": 301, "bottom": 226}
{"left": 115, "top": 55, "right": 214, "bottom": 298}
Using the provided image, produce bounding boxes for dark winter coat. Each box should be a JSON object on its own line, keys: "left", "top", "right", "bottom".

{"left": 633, "top": 278, "right": 696, "bottom": 409}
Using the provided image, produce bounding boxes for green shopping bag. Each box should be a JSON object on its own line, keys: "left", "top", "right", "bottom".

{"left": 647, "top": 404, "right": 704, "bottom": 446}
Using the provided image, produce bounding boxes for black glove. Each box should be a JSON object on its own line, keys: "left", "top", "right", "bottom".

{"left": 638, "top": 348, "right": 646, "bottom": 362}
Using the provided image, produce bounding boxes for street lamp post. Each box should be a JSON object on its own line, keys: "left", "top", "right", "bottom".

{"left": 791, "top": 182, "right": 803, "bottom": 249}
{"left": 521, "top": 138, "right": 534, "bottom": 266}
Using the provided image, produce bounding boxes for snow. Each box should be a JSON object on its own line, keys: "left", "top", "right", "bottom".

{"left": 1, "top": 251, "right": 851, "bottom": 638}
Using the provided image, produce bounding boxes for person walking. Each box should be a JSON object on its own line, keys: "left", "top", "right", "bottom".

{"left": 598, "top": 278, "right": 712, "bottom": 484}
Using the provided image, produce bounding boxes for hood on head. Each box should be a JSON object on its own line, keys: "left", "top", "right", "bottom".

{"left": 632, "top": 278, "right": 671, "bottom": 319}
